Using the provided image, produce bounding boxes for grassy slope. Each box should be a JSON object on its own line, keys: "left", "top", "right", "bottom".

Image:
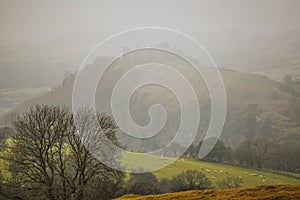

{"left": 117, "top": 184, "right": 300, "bottom": 200}
{"left": 123, "top": 153, "right": 300, "bottom": 188}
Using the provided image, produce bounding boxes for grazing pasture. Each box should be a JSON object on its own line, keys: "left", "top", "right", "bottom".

{"left": 123, "top": 152, "right": 300, "bottom": 188}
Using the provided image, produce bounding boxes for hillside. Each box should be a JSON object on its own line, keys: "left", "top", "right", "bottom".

{"left": 117, "top": 184, "right": 300, "bottom": 200}
{"left": 123, "top": 153, "right": 300, "bottom": 188}
{"left": 3, "top": 53, "right": 298, "bottom": 148}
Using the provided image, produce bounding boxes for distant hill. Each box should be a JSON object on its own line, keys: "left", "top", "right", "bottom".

{"left": 2, "top": 51, "right": 300, "bottom": 148}
{"left": 117, "top": 184, "right": 300, "bottom": 200}
{"left": 254, "top": 66, "right": 300, "bottom": 82}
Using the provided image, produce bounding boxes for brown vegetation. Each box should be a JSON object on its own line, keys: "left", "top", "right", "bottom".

{"left": 117, "top": 184, "right": 300, "bottom": 200}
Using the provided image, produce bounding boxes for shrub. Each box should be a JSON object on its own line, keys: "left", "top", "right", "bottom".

{"left": 160, "top": 170, "right": 212, "bottom": 193}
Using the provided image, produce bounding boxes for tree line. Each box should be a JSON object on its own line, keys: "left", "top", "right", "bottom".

{"left": 185, "top": 136, "right": 300, "bottom": 173}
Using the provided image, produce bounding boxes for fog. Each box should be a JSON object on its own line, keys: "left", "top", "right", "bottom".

{"left": 0, "top": 2, "right": 300, "bottom": 198}
{"left": 1, "top": 0, "right": 300, "bottom": 45}
{"left": 0, "top": 0, "right": 299, "bottom": 116}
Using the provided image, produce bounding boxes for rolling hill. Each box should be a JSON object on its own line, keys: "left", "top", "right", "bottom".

{"left": 123, "top": 153, "right": 300, "bottom": 188}
{"left": 3, "top": 53, "right": 298, "bottom": 149}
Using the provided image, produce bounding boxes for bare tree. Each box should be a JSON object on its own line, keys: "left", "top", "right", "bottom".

{"left": 2, "top": 105, "right": 124, "bottom": 200}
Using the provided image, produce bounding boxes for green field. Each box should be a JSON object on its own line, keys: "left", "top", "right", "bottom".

{"left": 123, "top": 152, "right": 300, "bottom": 188}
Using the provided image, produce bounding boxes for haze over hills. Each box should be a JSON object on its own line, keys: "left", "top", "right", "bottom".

{"left": 1, "top": 1, "right": 300, "bottom": 199}
{"left": 3, "top": 50, "right": 299, "bottom": 149}
{"left": 1, "top": 29, "right": 300, "bottom": 150}
{"left": 1, "top": 29, "right": 298, "bottom": 122}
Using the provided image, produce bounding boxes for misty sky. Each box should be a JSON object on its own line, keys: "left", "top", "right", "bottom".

{"left": 1, "top": 0, "right": 300, "bottom": 45}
